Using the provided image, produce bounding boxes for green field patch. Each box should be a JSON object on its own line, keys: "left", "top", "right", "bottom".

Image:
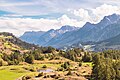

{"left": 0, "top": 69, "right": 25, "bottom": 80}
{"left": 0, "top": 65, "right": 34, "bottom": 80}
{"left": 0, "top": 63, "right": 61, "bottom": 80}
{"left": 82, "top": 62, "right": 93, "bottom": 67}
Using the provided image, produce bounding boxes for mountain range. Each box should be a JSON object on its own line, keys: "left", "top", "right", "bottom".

{"left": 20, "top": 31, "right": 45, "bottom": 44}
{"left": 92, "top": 33, "right": 120, "bottom": 51}
{"left": 20, "top": 25, "right": 79, "bottom": 46}
{"left": 20, "top": 14, "right": 120, "bottom": 51}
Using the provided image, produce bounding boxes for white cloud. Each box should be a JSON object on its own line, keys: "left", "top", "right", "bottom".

{"left": 58, "top": 15, "right": 85, "bottom": 27}
{"left": 1, "top": 4, "right": 120, "bottom": 37}
{"left": 91, "top": 4, "right": 120, "bottom": 23}
{"left": 72, "top": 4, "right": 120, "bottom": 23}
{"left": 73, "top": 8, "right": 88, "bottom": 18}
{"left": 73, "top": 8, "right": 90, "bottom": 21}
{"left": 0, "top": 15, "right": 85, "bottom": 36}
{"left": 3, "top": 14, "right": 23, "bottom": 17}
{"left": 0, "top": 2, "right": 36, "bottom": 7}
{"left": 1, "top": 0, "right": 120, "bottom": 16}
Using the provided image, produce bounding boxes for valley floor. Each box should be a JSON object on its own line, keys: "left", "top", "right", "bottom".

{"left": 0, "top": 60, "right": 92, "bottom": 80}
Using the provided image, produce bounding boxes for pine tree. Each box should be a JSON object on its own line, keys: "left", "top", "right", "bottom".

{"left": 25, "top": 54, "right": 34, "bottom": 64}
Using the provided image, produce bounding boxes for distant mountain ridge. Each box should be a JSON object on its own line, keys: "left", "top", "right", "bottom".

{"left": 63, "top": 33, "right": 120, "bottom": 52}
{"left": 45, "top": 14, "right": 120, "bottom": 48}
{"left": 90, "top": 33, "right": 120, "bottom": 51}
{"left": 20, "top": 25, "right": 79, "bottom": 46}
{"left": 96, "top": 33, "right": 120, "bottom": 46}
{"left": 20, "top": 31, "right": 45, "bottom": 44}
{"left": 20, "top": 14, "right": 120, "bottom": 50}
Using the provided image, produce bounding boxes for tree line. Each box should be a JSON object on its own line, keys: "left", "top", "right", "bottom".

{"left": 92, "top": 50, "right": 120, "bottom": 80}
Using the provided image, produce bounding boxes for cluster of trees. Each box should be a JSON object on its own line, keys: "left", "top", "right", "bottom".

{"left": 59, "top": 48, "right": 120, "bottom": 80}
{"left": 102, "top": 50, "right": 120, "bottom": 59}
{"left": 92, "top": 50, "right": 120, "bottom": 80}
{"left": 0, "top": 47, "right": 91, "bottom": 66}
{"left": 0, "top": 32, "right": 56, "bottom": 51}
{"left": 0, "top": 46, "right": 56, "bottom": 65}
{"left": 0, "top": 32, "right": 59, "bottom": 65}
{"left": 1, "top": 52, "right": 24, "bottom": 65}
{"left": 59, "top": 48, "right": 92, "bottom": 62}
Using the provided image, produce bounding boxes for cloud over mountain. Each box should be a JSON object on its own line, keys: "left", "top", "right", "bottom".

{"left": 0, "top": 3, "right": 120, "bottom": 36}
{"left": 72, "top": 4, "right": 120, "bottom": 23}
{"left": 0, "top": 15, "right": 84, "bottom": 36}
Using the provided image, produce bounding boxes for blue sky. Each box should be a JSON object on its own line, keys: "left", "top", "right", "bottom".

{"left": 0, "top": 0, "right": 120, "bottom": 36}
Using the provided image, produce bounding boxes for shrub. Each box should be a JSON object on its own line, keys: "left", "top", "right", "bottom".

{"left": 29, "top": 66, "right": 37, "bottom": 72}
{"left": 29, "top": 68, "right": 36, "bottom": 72}
{"left": 36, "top": 72, "right": 44, "bottom": 77}
{"left": 25, "top": 55, "right": 34, "bottom": 64}
{"left": 61, "top": 62, "right": 70, "bottom": 69}
{"left": 8, "top": 61, "right": 14, "bottom": 65}
{"left": 66, "top": 70, "right": 72, "bottom": 75}
{"left": 22, "top": 76, "right": 32, "bottom": 80}
{"left": 55, "top": 57, "right": 60, "bottom": 60}
{"left": 79, "top": 62, "right": 82, "bottom": 67}
{"left": 57, "top": 67, "right": 64, "bottom": 71}
{"left": 42, "top": 65, "right": 47, "bottom": 68}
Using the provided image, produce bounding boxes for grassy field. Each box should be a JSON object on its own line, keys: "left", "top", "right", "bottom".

{"left": 0, "top": 62, "right": 92, "bottom": 80}
{"left": 0, "top": 66, "right": 26, "bottom": 80}
{"left": 0, "top": 69, "right": 25, "bottom": 80}
{"left": 0, "top": 65, "right": 38, "bottom": 80}
{"left": 0, "top": 63, "right": 61, "bottom": 80}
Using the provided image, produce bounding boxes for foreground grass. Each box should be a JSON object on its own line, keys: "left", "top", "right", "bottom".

{"left": 0, "top": 65, "right": 36, "bottom": 80}
{"left": 0, "top": 65, "right": 26, "bottom": 80}
{"left": 0, "top": 61, "right": 92, "bottom": 80}
{"left": 0, "top": 63, "right": 61, "bottom": 80}
{"left": 0, "top": 69, "right": 25, "bottom": 80}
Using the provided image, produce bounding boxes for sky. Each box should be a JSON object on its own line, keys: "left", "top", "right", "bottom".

{"left": 0, "top": 0, "right": 120, "bottom": 36}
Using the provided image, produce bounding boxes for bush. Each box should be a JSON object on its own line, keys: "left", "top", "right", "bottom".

{"left": 38, "top": 56, "right": 44, "bottom": 60}
{"left": 29, "top": 68, "right": 36, "bottom": 72}
{"left": 66, "top": 70, "right": 72, "bottom": 75}
{"left": 8, "top": 61, "right": 15, "bottom": 65}
{"left": 29, "top": 66, "right": 37, "bottom": 72}
{"left": 57, "top": 67, "right": 64, "bottom": 71}
{"left": 55, "top": 57, "right": 60, "bottom": 60}
{"left": 22, "top": 76, "right": 32, "bottom": 80}
{"left": 42, "top": 65, "right": 47, "bottom": 68}
{"left": 36, "top": 72, "right": 44, "bottom": 77}
{"left": 61, "top": 62, "right": 70, "bottom": 69}
{"left": 79, "top": 62, "right": 82, "bottom": 67}
{"left": 25, "top": 55, "right": 34, "bottom": 64}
